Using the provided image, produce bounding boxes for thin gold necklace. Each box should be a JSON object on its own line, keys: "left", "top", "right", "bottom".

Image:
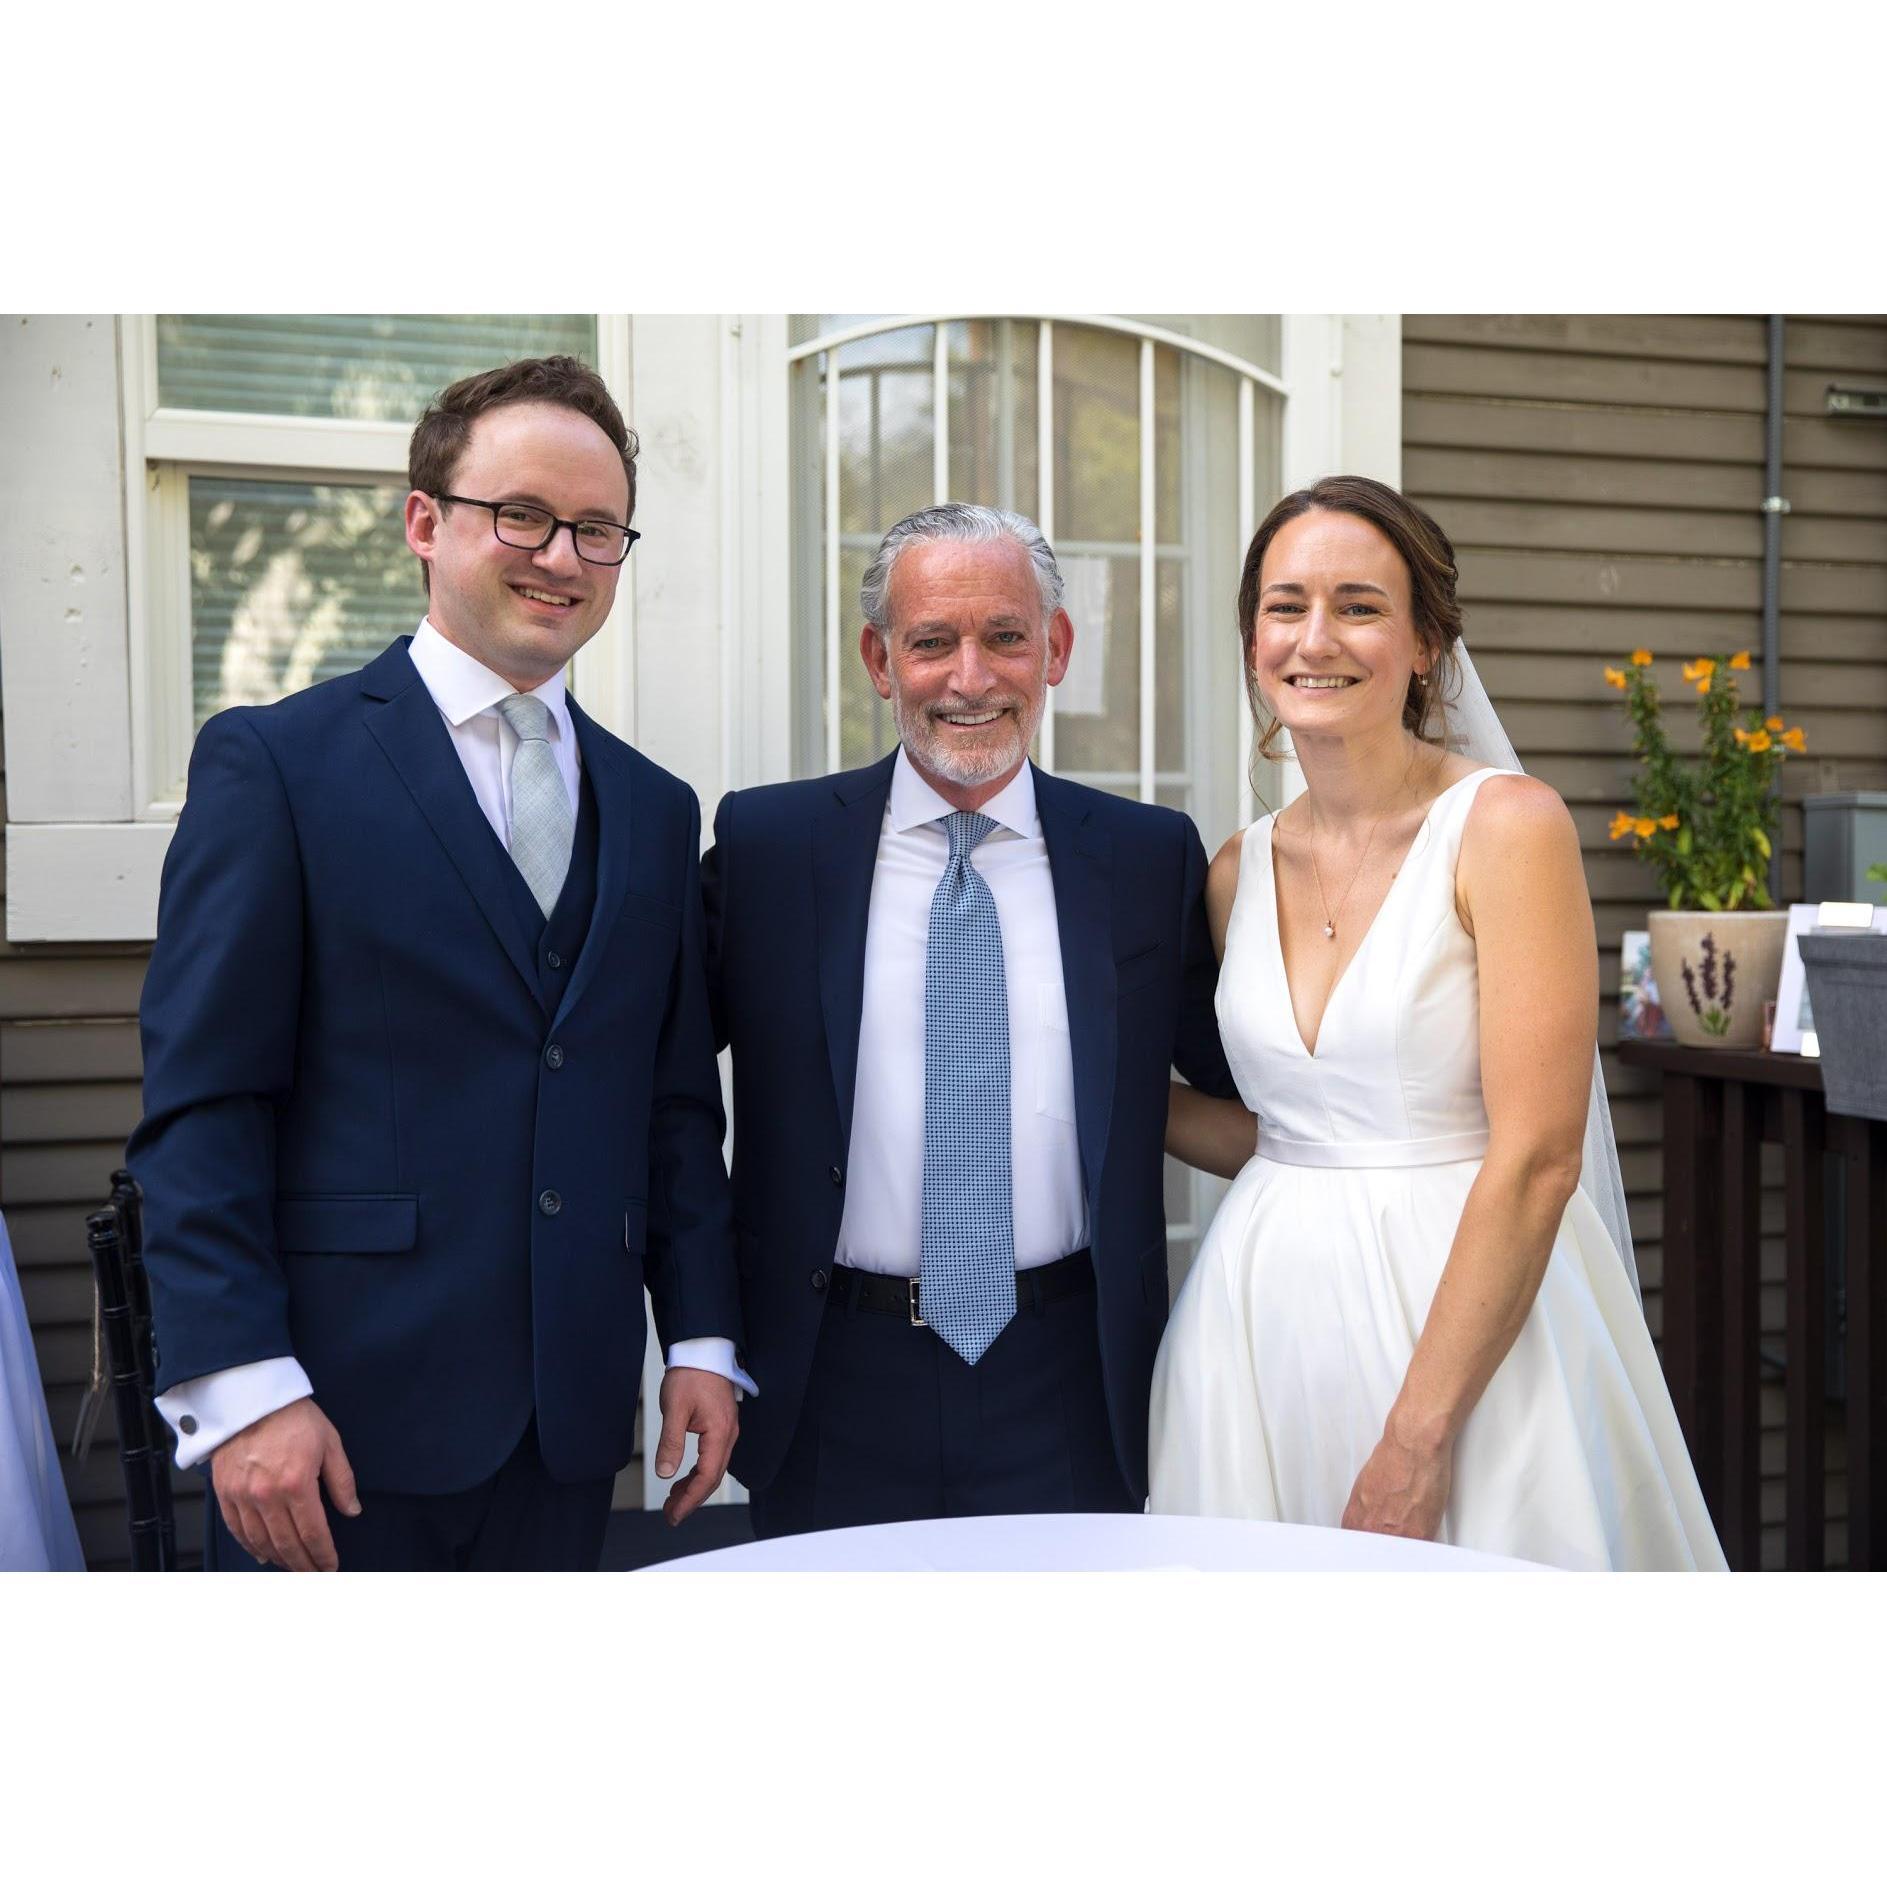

{"left": 1302, "top": 802, "right": 1389, "bottom": 942}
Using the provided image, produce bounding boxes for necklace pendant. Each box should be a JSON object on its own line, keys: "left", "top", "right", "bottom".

{"left": 1323, "top": 922, "right": 1336, "bottom": 939}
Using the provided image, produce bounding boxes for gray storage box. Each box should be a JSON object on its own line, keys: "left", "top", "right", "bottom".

{"left": 1799, "top": 930, "right": 1887, "bottom": 1123}
{"left": 1803, "top": 793, "right": 1887, "bottom": 905}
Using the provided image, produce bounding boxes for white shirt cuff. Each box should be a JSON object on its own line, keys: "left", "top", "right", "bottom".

{"left": 665, "top": 1338, "right": 759, "bottom": 1399}
{"left": 155, "top": 1356, "right": 314, "bottom": 1470}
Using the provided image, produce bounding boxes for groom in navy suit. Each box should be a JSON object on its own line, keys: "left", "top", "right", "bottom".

{"left": 129, "top": 357, "right": 745, "bottom": 1571}
{"left": 705, "top": 504, "right": 1234, "bottom": 1536}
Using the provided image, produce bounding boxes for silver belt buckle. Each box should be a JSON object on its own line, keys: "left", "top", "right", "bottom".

{"left": 908, "top": 1277, "right": 927, "bottom": 1327}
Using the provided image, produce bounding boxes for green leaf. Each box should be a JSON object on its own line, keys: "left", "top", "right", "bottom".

{"left": 1751, "top": 827, "right": 1772, "bottom": 860}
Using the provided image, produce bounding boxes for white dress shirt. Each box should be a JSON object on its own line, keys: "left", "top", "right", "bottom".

{"left": 156, "top": 619, "right": 749, "bottom": 1473}
{"left": 836, "top": 748, "right": 1089, "bottom": 1275}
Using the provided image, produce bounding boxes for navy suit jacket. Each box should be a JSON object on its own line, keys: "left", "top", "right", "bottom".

{"left": 128, "top": 639, "right": 739, "bottom": 1495}
{"left": 702, "top": 750, "right": 1235, "bottom": 1500}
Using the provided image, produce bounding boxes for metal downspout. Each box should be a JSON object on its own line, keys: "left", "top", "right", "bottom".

{"left": 1762, "top": 314, "right": 1788, "bottom": 902}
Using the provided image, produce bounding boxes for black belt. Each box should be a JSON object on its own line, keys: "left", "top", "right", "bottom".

{"left": 830, "top": 1250, "right": 1094, "bottom": 1326}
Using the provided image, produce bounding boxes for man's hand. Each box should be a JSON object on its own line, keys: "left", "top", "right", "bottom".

{"left": 211, "top": 1396, "right": 360, "bottom": 1571}
{"left": 1339, "top": 1425, "right": 1452, "bottom": 1543}
{"left": 654, "top": 1366, "right": 738, "bottom": 1526}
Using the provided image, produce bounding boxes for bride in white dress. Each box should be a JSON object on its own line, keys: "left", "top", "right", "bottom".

{"left": 1148, "top": 477, "right": 1724, "bottom": 1571}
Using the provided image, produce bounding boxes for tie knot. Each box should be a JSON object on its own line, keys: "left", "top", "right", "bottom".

{"left": 497, "top": 693, "right": 553, "bottom": 744}
{"left": 941, "top": 810, "right": 998, "bottom": 861}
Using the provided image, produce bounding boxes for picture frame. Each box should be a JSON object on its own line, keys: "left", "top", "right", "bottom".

{"left": 1617, "top": 928, "right": 1673, "bottom": 1042}
{"left": 1771, "top": 901, "right": 1887, "bottom": 1055}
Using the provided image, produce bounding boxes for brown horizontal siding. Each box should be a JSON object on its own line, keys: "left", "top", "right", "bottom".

{"left": 1406, "top": 311, "right": 1887, "bottom": 1570}
{"left": 1, "top": 974, "right": 181, "bottom": 1571}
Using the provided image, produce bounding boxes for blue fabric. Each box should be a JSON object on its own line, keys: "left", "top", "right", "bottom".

{"left": 920, "top": 812, "right": 1014, "bottom": 1365}
{"left": 703, "top": 751, "right": 1237, "bottom": 1502}
{"left": 130, "top": 638, "right": 739, "bottom": 1496}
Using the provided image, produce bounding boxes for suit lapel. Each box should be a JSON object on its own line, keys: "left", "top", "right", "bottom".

{"left": 813, "top": 751, "right": 897, "bottom": 1154}
{"left": 360, "top": 640, "right": 541, "bottom": 1004}
{"left": 1035, "top": 764, "right": 1116, "bottom": 1205}
{"left": 553, "top": 698, "right": 631, "bottom": 1030}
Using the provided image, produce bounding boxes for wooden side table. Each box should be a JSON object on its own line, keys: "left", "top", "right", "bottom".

{"left": 1619, "top": 1039, "right": 1886, "bottom": 1570}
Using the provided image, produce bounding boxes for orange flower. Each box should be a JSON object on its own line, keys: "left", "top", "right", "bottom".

{"left": 1746, "top": 730, "right": 1774, "bottom": 754}
{"left": 1733, "top": 727, "right": 1751, "bottom": 746}
{"left": 1657, "top": 814, "right": 1680, "bottom": 830}
{"left": 1630, "top": 649, "right": 1653, "bottom": 667}
{"left": 1603, "top": 666, "right": 1628, "bottom": 690}
{"left": 1632, "top": 817, "right": 1659, "bottom": 839}
{"left": 1782, "top": 727, "right": 1807, "bottom": 752}
{"left": 1608, "top": 811, "right": 1637, "bottom": 841}
{"left": 1765, "top": 716, "right": 1785, "bottom": 731}
{"left": 1682, "top": 658, "right": 1716, "bottom": 692}
{"left": 1729, "top": 651, "right": 1752, "bottom": 671}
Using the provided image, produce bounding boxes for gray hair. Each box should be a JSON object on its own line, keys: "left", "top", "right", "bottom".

{"left": 859, "top": 503, "right": 1065, "bottom": 636}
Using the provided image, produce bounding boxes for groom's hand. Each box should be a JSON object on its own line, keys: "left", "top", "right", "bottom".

{"left": 211, "top": 1396, "right": 361, "bottom": 1571}
{"left": 655, "top": 1366, "right": 739, "bottom": 1526}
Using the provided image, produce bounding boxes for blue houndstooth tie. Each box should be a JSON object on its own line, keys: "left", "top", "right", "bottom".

{"left": 920, "top": 810, "right": 1015, "bottom": 1365}
{"left": 497, "top": 693, "right": 575, "bottom": 919}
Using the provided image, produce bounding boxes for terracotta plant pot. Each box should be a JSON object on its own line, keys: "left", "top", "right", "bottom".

{"left": 1647, "top": 909, "right": 1789, "bottom": 1050}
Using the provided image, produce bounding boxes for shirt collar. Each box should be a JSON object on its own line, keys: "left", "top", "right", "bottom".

{"left": 889, "top": 745, "right": 1038, "bottom": 840}
{"left": 409, "top": 618, "right": 568, "bottom": 735}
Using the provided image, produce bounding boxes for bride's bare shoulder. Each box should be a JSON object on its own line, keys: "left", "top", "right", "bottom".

{"left": 1458, "top": 773, "right": 1582, "bottom": 911}
{"left": 1205, "top": 826, "right": 1251, "bottom": 955}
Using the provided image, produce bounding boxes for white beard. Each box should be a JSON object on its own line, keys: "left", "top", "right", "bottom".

{"left": 890, "top": 687, "right": 1043, "bottom": 787}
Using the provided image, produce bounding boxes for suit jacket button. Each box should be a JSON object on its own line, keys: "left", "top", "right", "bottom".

{"left": 178, "top": 1415, "right": 198, "bottom": 1435}
{"left": 828, "top": 1164, "right": 843, "bottom": 1186}
{"left": 546, "top": 950, "right": 563, "bottom": 970}
{"left": 545, "top": 1043, "right": 565, "bottom": 1070}
{"left": 810, "top": 1269, "right": 828, "bottom": 1292}
{"left": 538, "top": 1189, "right": 563, "bottom": 1217}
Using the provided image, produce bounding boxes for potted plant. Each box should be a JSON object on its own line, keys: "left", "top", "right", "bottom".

{"left": 1603, "top": 648, "right": 1804, "bottom": 1050}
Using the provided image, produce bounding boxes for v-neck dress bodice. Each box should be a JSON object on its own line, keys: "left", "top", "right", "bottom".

{"left": 1148, "top": 770, "right": 1726, "bottom": 1570}
{"left": 1229, "top": 768, "right": 1498, "bottom": 1162}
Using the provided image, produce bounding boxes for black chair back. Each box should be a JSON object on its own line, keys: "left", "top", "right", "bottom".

{"left": 86, "top": 1172, "right": 177, "bottom": 1572}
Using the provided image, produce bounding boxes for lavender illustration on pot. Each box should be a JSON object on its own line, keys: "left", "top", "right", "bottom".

{"left": 1680, "top": 932, "right": 1739, "bottom": 1038}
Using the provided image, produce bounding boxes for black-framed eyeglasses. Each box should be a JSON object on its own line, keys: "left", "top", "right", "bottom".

{"left": 434, "top": 493, "right": 640, "bottom": 566}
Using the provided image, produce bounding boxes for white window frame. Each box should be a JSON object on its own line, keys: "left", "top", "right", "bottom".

{"left": 122, "top": 315, "right": 635, "bottom": 819}
{"left": 1, "top": 314, "right": 635, "bottom": 941}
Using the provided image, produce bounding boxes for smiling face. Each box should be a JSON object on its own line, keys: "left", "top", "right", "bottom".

{"left": 403, "top": 400, "right": 630, "bottom": 690}
{"left": 860, "top": 535, "right": 1073, "bottom": 807}
{"left": 1249, "top": 508, "right": 1434, "bottom": 751}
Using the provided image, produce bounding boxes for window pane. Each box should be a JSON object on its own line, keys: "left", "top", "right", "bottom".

{"left": 1054, "top": 327, "right": 1140, "bottom": 546}
{"left": 157, "top": 315, "right": 597, "bottom": 421}
{"left": 1125, "top": 313, "right": 1281, "bottom": 380}
{"left": 1053, "top": 551, "right": 1141, "bottom": 777}
{"left": 190, "top": 476, "right": 414, "bottom": 728}
{"left": 949, "top": 320, "right": 1040, "bottom": 515}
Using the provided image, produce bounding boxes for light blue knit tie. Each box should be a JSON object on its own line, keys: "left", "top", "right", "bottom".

{"left": 920, "top": 810, "right": 1014, "bottom": 1365}
{"left": 497, "top": 693, "right": 574, "bottom": 919}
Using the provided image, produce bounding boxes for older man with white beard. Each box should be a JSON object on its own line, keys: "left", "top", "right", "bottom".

{"left": 703, "top": 503, "right": 1235, "bottom": 1537}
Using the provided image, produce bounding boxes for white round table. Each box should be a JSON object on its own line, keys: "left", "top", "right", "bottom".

{"left": 645, "top": 1511, "right": 1548, "bottom": 1572}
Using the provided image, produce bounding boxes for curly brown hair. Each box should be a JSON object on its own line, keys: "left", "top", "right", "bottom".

{"left": 407, "top": 355, "right": 638, "bottom": 592}
{"left": 1236, "top": 475, "right": 1463, "bottom": 761}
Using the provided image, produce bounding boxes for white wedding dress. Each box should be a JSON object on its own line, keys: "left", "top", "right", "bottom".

{"left": 1148, "top": 769, "right": 1726, "bottom": 1570}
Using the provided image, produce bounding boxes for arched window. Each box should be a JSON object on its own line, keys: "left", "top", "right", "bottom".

{"left": 788, "top": 315, "right": 1285, "bottom": 852}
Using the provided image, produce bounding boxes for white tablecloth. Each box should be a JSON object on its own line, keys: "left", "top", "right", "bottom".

{"left": 646, "top": 1511, "right": 1547, "bottom": 1572}
{"left": 0, "top": 1212, "right": 85, "bottom": 1571}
